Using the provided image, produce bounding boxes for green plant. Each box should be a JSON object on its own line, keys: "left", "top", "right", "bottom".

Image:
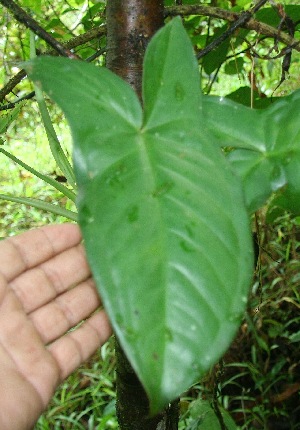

{"left": 0, "top": 106, "right": 76, "bottom": 236}
{"left": 0, "top": 33, "right": 77, "bottom": 225}
{"left": 0, "top": 105, "right": 77, "bottom": 222}
{"left": 203, "top": 210, "right": 300, "bottom": 429}
{"left": 35, "top": 339, "right": 118, "bottom": 430}
{"left": 24, "top": 16, "right": 300, "bottom": 418}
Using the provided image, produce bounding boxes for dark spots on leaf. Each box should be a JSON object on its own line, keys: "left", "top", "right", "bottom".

{"left": 79, "top": 204, "right": 94, "bottom": 227}
{"left": 127, "top": 205, "right": 139, "bottom": 223}
{"left": 125, "top": 327, "right": 137, "bottom": 339}
{"left": 180, "top": 240, "right": 195, "bottom": 253}
{"left": 106, "top": 163, "right": 127, "bottom": 188}
{"left": 152, "top": 181, "right": 174, "bottom": 198}
{"left": 185, "top": 223, "right": 195, "bottom": 239}
{"left": 175, "top": 81, "right": 185, "bottom": 101}
{"left": 165, "top": 328, "right": 173, "bottom": 342}
{"left": 152, "top": 352, "right": 159, "bottom": 361}
{"left": 116, "top": 313, "right": 123, "bottom": 326}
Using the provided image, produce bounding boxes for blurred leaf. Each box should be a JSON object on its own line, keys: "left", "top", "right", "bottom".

{"left": 236, "top": 0, "right": 252, "bottom": 8}
{"left": 22, "top": 0, "right": 41, "bottom": 14}
{"left": 289, "top": 330, "right": 300, "bottom": 343}
{"left": 182, "top": 0, "right": 202, "bottom": 4}
{"left": 82, "top": 3, "right": 104, "bottom": 29}
{"left": 256, "top": 6, "right": 300, "bottom": 28}
{"left": 265, "top": 202, "right": 286, "bottom": 223}
{"left": 226, "top": 86, "right": 277, "bottom": 108}
{"left": 25, "top": 18, "right": 253, "bottom": 412}
{"left": 202, "top": 25, "right": 230, "bottom": 75}
{"left": 224, "top": 57, "right": 244, "bottom": 75}
{"left": 202, "top": 90, "right": 300, "bottom": 213}
{"left": 267, "top": 156, "right": 300, "bottom": 216}
{"left": 232, "top": 28, "right": 251, "bottom": 49}
{"left": 45, "top": 18, "right": 61, "bottom": 30}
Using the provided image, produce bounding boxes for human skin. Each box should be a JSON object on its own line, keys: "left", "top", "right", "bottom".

{"left": 0, "top": 223, "right": 112, "bottom": 430}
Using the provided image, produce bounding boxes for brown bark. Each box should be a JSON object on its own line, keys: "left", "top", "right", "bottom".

{"left": 115, "top": 340, "right": 179, "bottom": 430}
{"left": 106, "top": 0, "right": 164, "bottom": 100}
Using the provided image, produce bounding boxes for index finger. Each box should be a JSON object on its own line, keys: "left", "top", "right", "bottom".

{"left": 0, "top": 223, "right": 82, "bottom": 282}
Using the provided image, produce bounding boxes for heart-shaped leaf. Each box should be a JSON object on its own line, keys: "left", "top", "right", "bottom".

{"left": 202, "top": 92, "right": 300, "bottom": 214}
{"left": 25, "top": 18, "right": 253, "bottom": 412}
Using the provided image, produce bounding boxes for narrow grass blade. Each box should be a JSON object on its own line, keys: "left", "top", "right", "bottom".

{"left": 0, "top": 194, "right": 77, "bottom": 221}
{"left": 30, "top": 32, "right": 76, "bottom": 189}
{"left": 0, "top": 147, "right": 76, "bottom": 202}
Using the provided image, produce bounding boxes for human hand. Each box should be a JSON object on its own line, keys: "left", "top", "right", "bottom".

{"left": 0, "top": 223, "right": 112, "bottom": 430}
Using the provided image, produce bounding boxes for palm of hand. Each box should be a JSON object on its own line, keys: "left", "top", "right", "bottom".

{"left": 0, "top": 224, "right": 111, "bottom": 430}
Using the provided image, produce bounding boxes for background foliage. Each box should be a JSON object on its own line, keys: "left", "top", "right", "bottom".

{"left": 1, "top": 0, "right": 300, "bottom": 428}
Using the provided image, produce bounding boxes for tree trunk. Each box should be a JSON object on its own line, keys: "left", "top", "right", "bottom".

{"left": 106, "top": 1, "right": 179, "bottom": 429}
{"left": 115, "top": 340, "right": 179, "bottom": 430}
{"left": 106, "top": 0, "right": 164, "bottom": 99}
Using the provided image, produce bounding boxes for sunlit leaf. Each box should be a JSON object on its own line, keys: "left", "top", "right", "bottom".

{"left": 22, "top": 0, "right": 41, "bottom": 14}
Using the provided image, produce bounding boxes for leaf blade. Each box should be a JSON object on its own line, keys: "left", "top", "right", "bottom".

{"left": 203, "top": 90, "right": 300, "bottom": 215}
{"left": 25, "top": 19, "right": 254, "bottom": 412}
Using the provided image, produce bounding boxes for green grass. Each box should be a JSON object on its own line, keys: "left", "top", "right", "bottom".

{"left": 0, "top": 104, "right": 75, "bottom": 237}
{"left": 35, "top": 339, "right": 118, "bottom": 430}
{"left": 216, "top": 213, "right": 300, "bottom": 429}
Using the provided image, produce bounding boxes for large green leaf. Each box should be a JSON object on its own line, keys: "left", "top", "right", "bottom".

{"left": 256, "top": 5, "right": 300, "bottom": 28}
{"left": 25, "top": 18, "right": 253, "bottom": 412}
{"left": 202, "top": 92, "right": 300, "bottom": 214}
{"left": 202, "top": 25, "right": 231, "bottom": 75}
{"left": 226, "top": 86, "right": 278, "bottom": 109}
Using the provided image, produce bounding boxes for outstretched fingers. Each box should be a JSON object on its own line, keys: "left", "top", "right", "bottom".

{"left": 29, "top": 278, "right": 102, "bottom": 344}
{"left": 10, "top": 242, "right": 91, "bottom": 313}
{"left": 0, "top": 223, "right": 82, "bottom": 282}
{"left": 48, "top": 309, "right": 112, "bottom": 381}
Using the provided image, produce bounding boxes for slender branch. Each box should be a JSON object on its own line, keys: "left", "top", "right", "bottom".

{"left": 0, "top": 45, "right": 106, "bottom": 110}
{"left": 212, "top": 361, "right": 227, "bottom": 430}
{"left": 0, "top": 91, "right": 35, "bottom": 111}
{"left": 0, "top": 26, "right": 106, "bottom": 103}
{"left": 62, "top": 25, "right": 106, "bottom": 52}
{"left": 0, "top": 69, "right": 27, "bottom": 103}
{"left": 0, "top": 0, "right": 79, "bottom": 58}
{"left": 197, "top": 0, "right": 269, "bottom": 59}
{"left": 165, "top": 4, "right": 300, "bottom": 52}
